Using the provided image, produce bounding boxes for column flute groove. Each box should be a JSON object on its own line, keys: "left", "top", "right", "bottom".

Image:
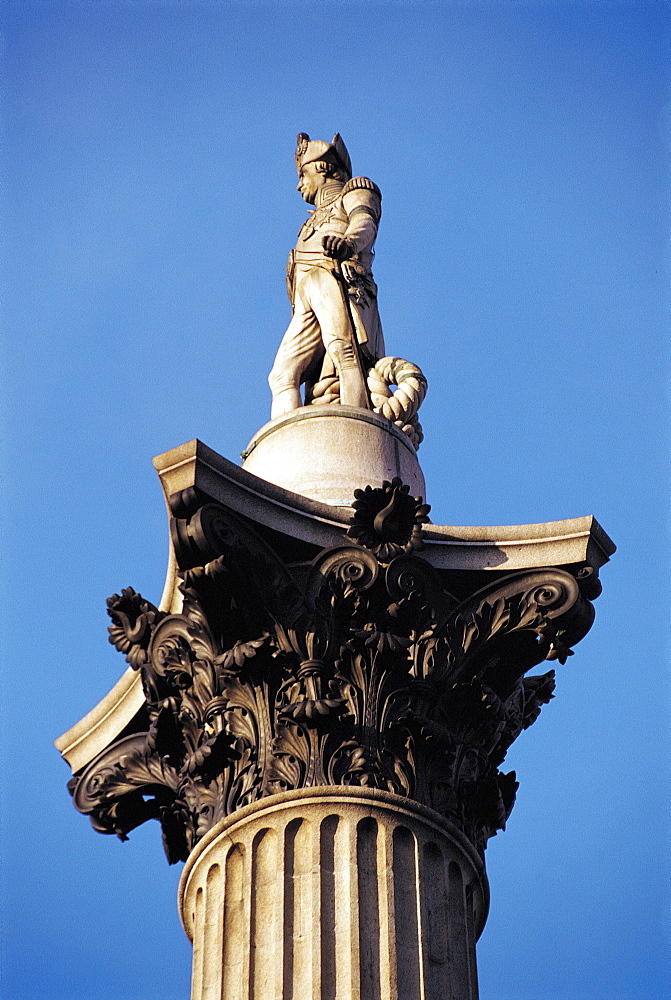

{"left": 178, "top": 788, "right": 489, "bottom": 1000}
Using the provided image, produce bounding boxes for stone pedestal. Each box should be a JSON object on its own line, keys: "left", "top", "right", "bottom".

{"left": 241, "top": 407, "right": 425, "bottom": 506}
{"left": 179, "top": 787, "right": 487, "bottom": 1000}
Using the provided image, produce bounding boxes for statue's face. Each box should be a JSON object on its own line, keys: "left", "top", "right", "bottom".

{"left": 296, "top": 162, "right": 325, "bottom": 204}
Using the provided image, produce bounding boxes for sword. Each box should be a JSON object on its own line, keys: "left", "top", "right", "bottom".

{"left": 333, "top": 256, "right": 372, "bottom": 410}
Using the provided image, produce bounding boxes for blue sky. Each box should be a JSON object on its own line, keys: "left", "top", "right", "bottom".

{"left": 2, "top": 2, "right": 669, "bottom": 998}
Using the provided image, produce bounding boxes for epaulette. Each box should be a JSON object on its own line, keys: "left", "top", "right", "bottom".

{"left": 342, "top": 176, "right": 381, "bottom": 200}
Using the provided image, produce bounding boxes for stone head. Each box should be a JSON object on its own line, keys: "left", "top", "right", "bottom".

{"left": 295, "top": 132, "right": 352, "bottom": 202}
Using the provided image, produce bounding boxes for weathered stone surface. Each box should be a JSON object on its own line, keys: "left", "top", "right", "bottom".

{"left": 242, "top": 406, "right": 426, "bottom": 505}
{"left": 62, "top": 451, "right": 608, "bottom": 868}
{"left": 180, "top": 787, "right": 487, "bottom": 1000}
{"left": 55, "top": 438, "right": 614, "bottom": 1000}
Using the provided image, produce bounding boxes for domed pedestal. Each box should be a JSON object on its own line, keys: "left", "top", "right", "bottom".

{"left": 241, "top": 406, "right": 426, "bottom": 506}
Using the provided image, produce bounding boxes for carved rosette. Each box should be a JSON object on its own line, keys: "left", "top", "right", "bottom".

{"left": 69, "top": 481, "right": 597, "bottom": 864}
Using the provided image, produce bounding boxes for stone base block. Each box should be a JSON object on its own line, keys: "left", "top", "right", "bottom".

{"left": 179, "top": 787, "right": 488, "bottom": 1000}
{"left": 241, "top": 407, "right": 426, "bottom": 506}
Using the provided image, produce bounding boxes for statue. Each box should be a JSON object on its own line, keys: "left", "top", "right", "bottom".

{"left": 269, "top": 132, "right": 383, "bottom": 416}
{"left": 268, "top": 133, "right": 427, "bottom": 447}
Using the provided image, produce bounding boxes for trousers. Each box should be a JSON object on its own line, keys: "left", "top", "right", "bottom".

{"left": 268, "top": 265, "right": 368, "bottom": 418}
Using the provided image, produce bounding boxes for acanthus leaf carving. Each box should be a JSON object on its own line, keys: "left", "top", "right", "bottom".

{"left": 107, "top": 587, "right": 165, "bottom": 669}
{"left": 71, "top": 495, "right": 599, "bottom": 859}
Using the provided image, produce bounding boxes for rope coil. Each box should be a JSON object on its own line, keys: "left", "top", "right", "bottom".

{"left": 309, "top": 356, "right": 427, "bottom": 449}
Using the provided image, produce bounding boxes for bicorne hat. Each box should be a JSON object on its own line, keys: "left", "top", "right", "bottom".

{"left": 295, "top": 133, "right": 352, "bottom": 180}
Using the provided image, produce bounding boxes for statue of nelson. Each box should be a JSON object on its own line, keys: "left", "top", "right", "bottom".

{"left": 268, "top": 133, "right": 385, "bottom": 418}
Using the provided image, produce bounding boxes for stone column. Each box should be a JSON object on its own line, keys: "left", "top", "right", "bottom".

{"left": 179, "top": 788, "right": 487, "bottom": 1000}
{"left": 58, "top": 443, "right": 614, "bottom": 1000}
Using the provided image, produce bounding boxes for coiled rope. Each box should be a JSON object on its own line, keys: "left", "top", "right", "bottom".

{"left": 309, "top": 356, "right": 427, "bottom": 450}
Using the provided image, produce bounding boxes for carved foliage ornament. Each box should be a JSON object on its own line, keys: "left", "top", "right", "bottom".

{"left": 69, "top": 483, "right": 595, "bottom": 863}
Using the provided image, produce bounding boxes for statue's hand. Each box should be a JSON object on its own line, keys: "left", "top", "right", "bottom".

{"left": 322, "top": 235, "right": 354, "bottom": 261}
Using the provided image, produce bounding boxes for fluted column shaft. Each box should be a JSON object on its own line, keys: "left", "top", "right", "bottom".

{"left": 179, "top": 787, "right": 489, "bottom": 1000}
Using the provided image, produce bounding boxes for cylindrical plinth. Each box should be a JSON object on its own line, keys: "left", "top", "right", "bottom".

{"left": 178, "top": 787, "right": 488, "bottom": 1000}
{"left": 241, "top": 407, "right": 426, "bottom": 506}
